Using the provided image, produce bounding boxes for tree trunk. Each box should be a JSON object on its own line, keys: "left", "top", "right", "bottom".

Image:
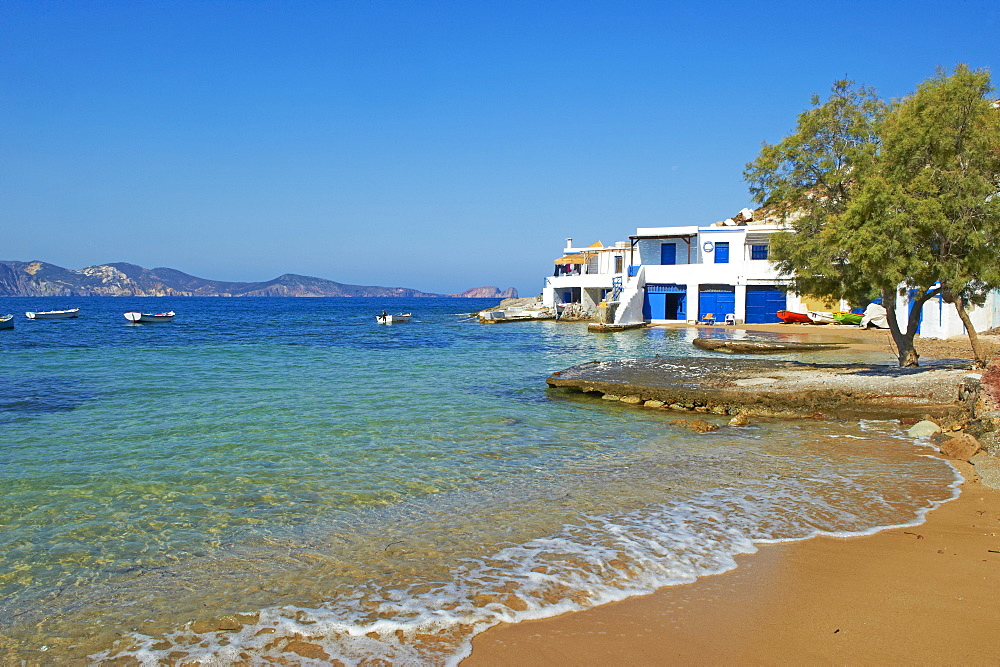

{"left": 882, "top": 287, "right": 920, "bottom": 367}
{"left": 953, "top": 293, "right": 986, "bottom": 368}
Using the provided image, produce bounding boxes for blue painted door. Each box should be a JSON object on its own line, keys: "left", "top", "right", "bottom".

{"left": 660, "top": 243, "right": 676, "bottom": 265}
{"left": 643, "top": 292, "right": 666, "bottom": 319}
{"left": 745, "top": 287, "right": 786, "bottom": 323}
{"left": 699, "top": 288, "right": 735, "bottom": 321}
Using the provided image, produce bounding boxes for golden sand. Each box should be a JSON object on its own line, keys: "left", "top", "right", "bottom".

{"left": 465, "top": 459, "right": 1000, "bottom": 665}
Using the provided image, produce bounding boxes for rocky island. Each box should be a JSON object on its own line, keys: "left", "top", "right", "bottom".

{"left": 0, "top": 260, "right": 517, "bottom": 298}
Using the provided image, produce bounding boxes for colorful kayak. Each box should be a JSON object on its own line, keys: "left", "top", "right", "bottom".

{"left": 833, "top": 311, "right": 863, "bottom": 326}
{"left": 776, "top": 310, "right": 811, "bottom": 324}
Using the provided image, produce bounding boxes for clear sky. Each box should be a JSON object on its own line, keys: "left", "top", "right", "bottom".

{"left": 2, "top": 0, "right": 998, "bottom": 296}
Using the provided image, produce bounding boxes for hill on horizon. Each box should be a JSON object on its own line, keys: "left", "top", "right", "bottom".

{"left": 0, "top": 260, "right": 517, "bottom": 299}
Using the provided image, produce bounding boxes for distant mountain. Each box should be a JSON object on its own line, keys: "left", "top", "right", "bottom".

{"left": 447, "top": 286, "right": 518, "bottom": 299}
{"left": 0, "top": 261, "right": 515, "bottom": 298}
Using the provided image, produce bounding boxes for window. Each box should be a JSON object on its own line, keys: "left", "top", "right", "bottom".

{"left": 714, "top": 242, "right": 729, "bottom": 264}
{"left": 614, "top": 255, "right": 623, "bottom": 273}
{"left": 750, "top": 244, "right": 769, "bottom": 260}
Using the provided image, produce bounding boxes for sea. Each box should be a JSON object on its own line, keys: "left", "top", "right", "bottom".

{"left": 0, "top": 297, "right": 959, "bottom": 664}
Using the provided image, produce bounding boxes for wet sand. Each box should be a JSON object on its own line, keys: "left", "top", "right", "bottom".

{"left": 466, "top": 328, "right": 1000, "bottom": 665}
{"left": 465, "top": 461, "right": 1000, "bottom": 664}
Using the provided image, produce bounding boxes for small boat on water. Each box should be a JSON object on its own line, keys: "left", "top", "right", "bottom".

{"left": 25, "top": 308, "right": 80, "bottom": 319}
{"left": 776, "top": 310, "right": 811, "bottom": 324}
{"left": 0, "top": 314, "right": 13, "bottom": 329}
{"left": 833, "top": 311, "right": 863, "bottom": 326}
{"left": 807, "top": 310, "right": 836, "bottom": 324}
{"left": 377, "top": 312, "right": 412, "bottom": 324}
{"left": 124, "top": 311, "right": 176, "bottom": 323}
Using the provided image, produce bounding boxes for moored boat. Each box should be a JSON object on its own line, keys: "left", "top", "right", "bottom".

{"left": 833, "top": 311, "right": 863, "bottom": 326}
{"left": 776, "top": 310, "right": 811, "bottom": 324}
{"left": 0, "top": 314, "right": 13, "bottom": 329}
{"left": 25, "top": 308, "right": 80, "bottom": 319}
{"left": 377, "top": 312, "right": 412, "bottom": 324}
{"left": 807, "top": 310, "right": 836, "bottom": 324}
{"left": 124, "top": 311, "right": 176, "bottom": 323}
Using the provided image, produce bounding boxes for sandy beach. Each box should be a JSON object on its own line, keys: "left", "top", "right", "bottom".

{"left": 467, "top": 328, "right": 1000, "bottom": 665}
{"left": 467, "top": 464, "right": 1000, "bottom": 665}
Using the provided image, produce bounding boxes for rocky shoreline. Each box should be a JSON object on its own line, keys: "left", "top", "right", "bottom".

{"left": 547, "top": 346, "right": 1000, "bottom": 488}
{"left": 547, "top": 356, "right": 978, "bottom": 420}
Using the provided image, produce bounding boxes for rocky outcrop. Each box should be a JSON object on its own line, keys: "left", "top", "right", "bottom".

{"left": 547, "top": 357, "right": 972, "bottom": 420}
{"left": 0, "top": 260, "right": 505, "bottom": 298}
{"left": 448, "top": 286, "right": 518, "bottom": 298}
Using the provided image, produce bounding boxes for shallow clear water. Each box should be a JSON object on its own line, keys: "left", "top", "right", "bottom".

{"left": 0, "top": 297, "right": 956, "bottom": 663}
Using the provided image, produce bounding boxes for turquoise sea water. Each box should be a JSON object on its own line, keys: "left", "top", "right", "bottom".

{"left": 0, "top": 297, "right": 958, "bottom": 663}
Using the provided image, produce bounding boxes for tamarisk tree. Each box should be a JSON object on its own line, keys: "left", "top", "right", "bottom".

{"left": 746, "top": 68, "right": 1000, "bottom": 367}
{"left": 848, "top": 65, "right": 1000, "bottom": 367}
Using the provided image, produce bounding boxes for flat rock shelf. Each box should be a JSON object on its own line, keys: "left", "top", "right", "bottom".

{"left": 546, "top": 357, "right": 979, "bottom": 420}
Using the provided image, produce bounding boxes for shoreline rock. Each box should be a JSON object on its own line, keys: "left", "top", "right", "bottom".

{"left": 546, "top": 356, "right": 974, "bottom": 420}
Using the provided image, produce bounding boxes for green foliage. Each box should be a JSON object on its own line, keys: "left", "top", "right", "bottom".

{"left": 744, "top": 80, "right": 888, "bottom": 305}
{"left": 858, "top": 64, "right": 1000, "bottom": 308}
{"left": 745, "top": 66, "right": 1000, "bottom": 366}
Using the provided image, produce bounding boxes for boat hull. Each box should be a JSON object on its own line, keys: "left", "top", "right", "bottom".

{"left": 377, "top": 313, "right": 412, "bottom": 324}
{"left": 25, "top": 309, "right": 79, "bottom": 319}
{"left": 776, "top": 310, "right": 811, "bottom": 324}
{"left": 833, "top": 312, "right": 863, "bottom": 326}
{"left": 0, "top": 314, "right": 13, "bottom": 329}
{"left": 807, "top": 310, "right": 836, "bottom": 324}
{"left": 124, "top": 311, "right": 175, "bottom": 323}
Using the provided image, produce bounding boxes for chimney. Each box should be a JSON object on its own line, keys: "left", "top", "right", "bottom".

{"left": 565, "top": 238, "right": 573, "bottom": 250}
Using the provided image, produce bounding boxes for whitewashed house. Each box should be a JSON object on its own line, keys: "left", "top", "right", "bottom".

{"left": 544, "top": 209, "right": 810, "bottom": 324}
{"left": 542, "top": 208, "right": 1000, "bottom": 338}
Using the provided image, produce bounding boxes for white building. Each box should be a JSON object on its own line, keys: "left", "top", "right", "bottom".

{"left": 542, "top": 209, "right": 1000, "bottom": 338}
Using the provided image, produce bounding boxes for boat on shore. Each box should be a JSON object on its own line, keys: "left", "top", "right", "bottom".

{"left": 124, "top": 311, "right": 176, "bottom": 323}
{"left": 0, "top": 314, "right": 13, "bottom": 329}
{"left": 25, "top": 308, "right": 79, "bottom": 319}
{"left": 807, "top": 310, "right": 836, "bottom": 324}
{"left": 833, "top": 311, "right": 863, "bottom": 326}
{"left": 377, "top": 313, "right": 412, "bottom": 324}
{"left": 776, "top": 310, "right": 811, "bottom": 324}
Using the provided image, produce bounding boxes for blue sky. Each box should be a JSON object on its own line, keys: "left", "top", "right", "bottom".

{"left": 2, "top": 0, "right": 998, "bottom": 295}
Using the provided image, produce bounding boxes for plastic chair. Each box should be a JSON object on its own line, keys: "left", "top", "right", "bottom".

{"left": 724, "top": 313, "right": 736, "bottom": 325}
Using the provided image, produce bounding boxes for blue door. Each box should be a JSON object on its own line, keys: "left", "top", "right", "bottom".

{"left": 699, "top": 287, "right": 735, "bottom": 321}
{"left": 643, "top": 292, "right": 666, "bottom": 319}
{"left": 660, "top": 243, "right": 677, "bottom": 265}
{"left": 745, "top": 287, "right": 786, "bottom": 323}
{"left": 644, "top": 284, "right": 686, "bottom": 320}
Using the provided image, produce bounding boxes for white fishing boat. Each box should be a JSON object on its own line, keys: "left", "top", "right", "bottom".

{"left": 376, "top": 312, "right": 412, "bottom": 324}
{"left": 124, "top": 311, "right": 176, "bottom": 323}
{"left": 0, "top": 314, "right": 13, "bottom": 329}
{"left": 25, "top": 308, "right": 80, "bottom": 319}
{"left": 807, "top": 310, "right": 836, "bottom": 324}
